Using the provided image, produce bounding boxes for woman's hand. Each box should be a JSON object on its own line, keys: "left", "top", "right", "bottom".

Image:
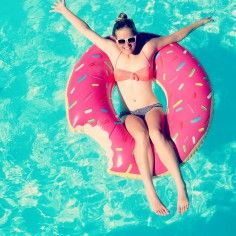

{"left": 50, "top": 0, "right": 67, "bottom": 14}
{"left": 199, "top": 17, "right": 214, "bottom": 26}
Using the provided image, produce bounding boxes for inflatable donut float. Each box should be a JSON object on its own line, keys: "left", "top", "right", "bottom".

{"left": 65, "top": 36, "right": 213, "bottom": 179}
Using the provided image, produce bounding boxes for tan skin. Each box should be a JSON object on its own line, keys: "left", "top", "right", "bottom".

{"left": 110, "top": 29, "right": 160, "bottom": 110}
{"left": 51, "top": 0, "right": 214, "bottom": 215}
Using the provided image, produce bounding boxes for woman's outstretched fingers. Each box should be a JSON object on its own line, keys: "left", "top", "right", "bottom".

{"left": 202, "top": 17, "right": 214, "bottom": 25}
{"left": 207, "top": 16, "right": 214, "bottom": 22}
{"left": 50, "top": 0, "right": 66, "bottom": 13}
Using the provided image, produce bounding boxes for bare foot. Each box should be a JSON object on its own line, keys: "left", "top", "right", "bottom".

{"left": 177, "top": 187, "right": 189, "bottom": 214}
{"left": 145, "top": 186, "right": 169, "bottom": 216}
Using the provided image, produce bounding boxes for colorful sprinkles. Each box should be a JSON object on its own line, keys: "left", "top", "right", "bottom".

{"left": 88, "top": 118, "right": 96, "bottom": 123}
{"left": 207, "top": 92, "right": 212, "bottom": 99}
{"left": 77, "top": 74, "right": 87, "bottom": 83}
{"left": 70, "top": 87, "right": 75, "bottom": 94}
{"left": 198, "top": 127, "right": 205, "bottom": 132}
{"left": 126, "top": 164, "right": 133, "bottom": 173}
{"left": 166, "top": 50, "right": 173, "bottom": 54}
{"left": 69, "top": 101, "right": 77, "bottom": 110}
{"left": 178, "top": 83, "right": 184, "bottom": 90}
{"left": 101, "top": 108, "right": 108, "bottom": 113}
{"left": 191, "top": 116, "right": 202, "bottom": 124}
{"left": 172, "top": 133, "right": 179, "bottom": 142}
{"left": 72, "top": 115, "right": 79, "bottom": 127}
{"left": 92, "top": 54, "right": 101, "bottom": 58}
{"left": 176, "top": 62, "right": 185, "bottom": 71}
{"left": 173, "top": 99, "right": 183, "bottom": 108}
{"left": 84, "top": 109, "right": 92, "bottom": 114}
{"left": 66, "top": 42, "right": 212, "bottom": 178}
{"left": 75, "top": 63, "right": 84, "bottom": 71}
{"left": 195, "top": 82, "right": 203, "bottom": 86}
{"left": 175, "top": 107, "right": 183, "bottom": 112}
{"left": 189, "top": 68, "right": 196, "bottom": 78}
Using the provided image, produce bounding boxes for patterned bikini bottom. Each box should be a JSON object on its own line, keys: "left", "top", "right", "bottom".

{"left": 120, "top": 102, "right": 163, "bottom": 119}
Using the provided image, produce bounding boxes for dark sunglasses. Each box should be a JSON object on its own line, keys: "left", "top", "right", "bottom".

{"left": 116, "top": 36, "right": 136, "bottom": 44}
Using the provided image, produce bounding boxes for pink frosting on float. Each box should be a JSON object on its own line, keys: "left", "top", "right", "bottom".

{"left": 65, "top": 42, "right": 213, "bottom": 179}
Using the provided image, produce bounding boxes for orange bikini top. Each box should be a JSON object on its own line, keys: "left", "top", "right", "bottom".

{"left": 113, "top": 51, "right": 154, "bottom": 82}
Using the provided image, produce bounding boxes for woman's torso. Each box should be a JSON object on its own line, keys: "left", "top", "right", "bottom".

{"left": 109, "top": 39, "right": 160, "bottom": 111}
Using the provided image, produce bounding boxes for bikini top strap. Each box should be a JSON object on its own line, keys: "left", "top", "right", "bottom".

{"left": 114, "top": 51, "right": 122, "bottom": 69}
{"left": 142, "top": 50, "right": 151, "bottom": 66}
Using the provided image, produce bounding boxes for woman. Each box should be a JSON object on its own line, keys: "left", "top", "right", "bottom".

{"left": 50, "top": 0, "right": 213, "bottom": 215}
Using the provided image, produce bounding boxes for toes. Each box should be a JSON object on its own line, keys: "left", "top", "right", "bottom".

{"left": 184, "top": 203, "right": 189, "bottom": 212}
{"left": 161, "top": 208, "right": 166, "bottom": 215}
{"left": 163, "top": 208, "right": 169, "bottom": 215}
{"left": 155, "top": 207, "right": 169, "bottom": 216}
{"left": 159, "top": 208, "right": 164, "bottom": 215}
{"left": 158, "top": 209, "right": 164, "bottom": 216}
{"left": 178, "top": 205, "right": 183, "bottom": 214}
{"left": 178, "top": 205, "right": 181, "bottom": 214}
{"left": 180, "top": 208, "right": 182, "bottom": 214}
{"left": 178, "top": 203, "right": 189, "bottom": 214}
{"left": 155, "top": 210, "right": 161, "bottom": 215}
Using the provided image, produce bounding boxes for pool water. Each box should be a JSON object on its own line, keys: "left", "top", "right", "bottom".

{"left": 0, "top": 0, "right": 236, "bottom": 235}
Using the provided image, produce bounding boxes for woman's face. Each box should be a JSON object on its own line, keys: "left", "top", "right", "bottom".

{"left": 115, "top": 27, "right": 136, "bottom": 55}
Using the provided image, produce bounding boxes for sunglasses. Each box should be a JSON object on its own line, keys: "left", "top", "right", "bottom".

{"left": 116, "top": 36, "right": 136, "bottom": 44}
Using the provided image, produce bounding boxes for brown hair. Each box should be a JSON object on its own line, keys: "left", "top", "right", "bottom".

{"left": 112, "top": 13, "right": 137, "bottom": 36}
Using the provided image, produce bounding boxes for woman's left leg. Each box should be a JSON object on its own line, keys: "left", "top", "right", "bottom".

{"left": 145, "top": 108, "right": 189, "bottom": 214}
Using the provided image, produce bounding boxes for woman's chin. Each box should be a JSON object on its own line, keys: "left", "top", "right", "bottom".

{"left": 122, "top": 48, "right": 134, "bottom": 55}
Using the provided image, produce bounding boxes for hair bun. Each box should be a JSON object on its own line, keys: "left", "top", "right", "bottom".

{"left": 116, "top": 12, "right": 128, "bottom": 22}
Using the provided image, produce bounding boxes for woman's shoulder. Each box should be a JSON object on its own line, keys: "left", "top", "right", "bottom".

{"left": 135, "top": 32, "right": 160, "bottom": 55}
{"left": 140, "top": 38, "right": 160, "bottom": 58}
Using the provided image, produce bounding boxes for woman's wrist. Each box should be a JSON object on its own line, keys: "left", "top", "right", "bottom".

{"left": 56, "top": 3, "right": 68, "bottom": 15}
{"left": 198, "top": 17, "right": 214, "bottom": 26}
{"left": 60, "top": 7, "right": 68, "bottom": 15}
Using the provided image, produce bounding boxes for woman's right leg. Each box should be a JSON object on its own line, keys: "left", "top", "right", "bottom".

{"left": 124, "top": 115, "right": 169, "bottom": 215}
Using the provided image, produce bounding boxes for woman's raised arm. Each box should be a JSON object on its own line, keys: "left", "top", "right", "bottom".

{"left": 153, "top": 17, "right": 214, "bottom": 50}
{"left": 50, "top": 0, "right": 117, "bottom": 56}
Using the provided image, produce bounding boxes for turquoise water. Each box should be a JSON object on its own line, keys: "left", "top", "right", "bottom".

{"left": 1, "top": 0, "right": 236, "bottom": 235}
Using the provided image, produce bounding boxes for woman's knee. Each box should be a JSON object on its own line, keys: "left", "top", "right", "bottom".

{"left": 149, "top": 129, "right": 165, "bottom": 143}
{"left": 135, "top": 129, "right": 149, "bottom": 143}
{"left": 127, "top": 124, "right": 149, "bottom": 142}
